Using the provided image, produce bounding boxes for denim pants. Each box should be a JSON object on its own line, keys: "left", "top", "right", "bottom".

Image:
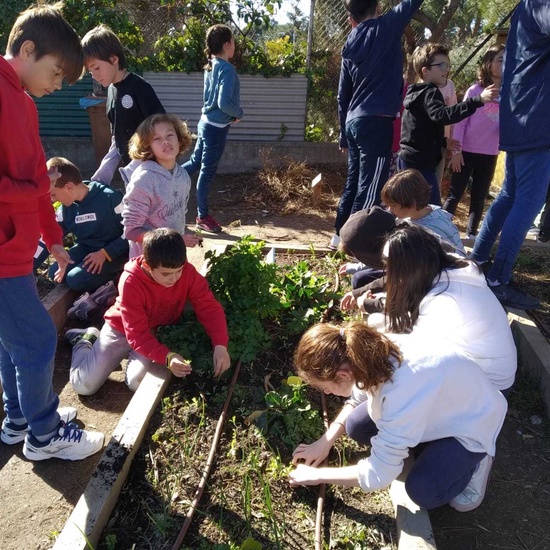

{"left": 397, "top": 158, "right": 441, "bottom": 206}
{"left": 335, "top": 116, "right": 393, "bottom": 233}
{"left": 183, "top": 120, "right": 230, "bottom": 219}
{"left": 471, "top": 149, "right": 550, "bottom": 284}
{"left": 0, "top": 274, "right": 61, "bottom": 439}
{"left": 70, "top": 323, "right": 156, "bottom": 395}
{"left": 345, "top": 401, "right": 486, "bottom": 509}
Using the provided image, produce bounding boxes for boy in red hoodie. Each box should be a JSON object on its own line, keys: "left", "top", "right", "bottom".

{"left": 0, "top": 4, "right": 104, "bottom": 461}
{"left": 66, "top": 228, "right": 230, "bottom": 394}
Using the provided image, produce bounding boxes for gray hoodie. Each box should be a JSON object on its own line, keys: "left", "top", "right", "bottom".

{"left": 120, "top": 160, "right": 191, "bottom": 258}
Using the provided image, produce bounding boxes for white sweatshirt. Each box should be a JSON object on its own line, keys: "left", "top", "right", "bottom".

{"left": 347, "top": 333, "right": 507, "bottom": 492}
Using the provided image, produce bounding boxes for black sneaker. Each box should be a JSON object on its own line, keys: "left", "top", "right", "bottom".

{"left": 489, "top": 283, "right": 541, "bottom": 310}
{"left": 537, "top": 232, "right": 549, "bottom": 244}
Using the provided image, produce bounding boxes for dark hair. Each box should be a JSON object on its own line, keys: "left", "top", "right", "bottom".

{"left": 129, "top": 113, "right": 192, "bottom": 161}
{"left": 46, "top": 157, "right": 83, "bottom": 187}
{"left": 382, "top": 169, "right": 430, "bottom": 210}
{"left": 7, "top": 2, "right": 83, "bottom": 84}
{"left": 81, "top": 24, "right": 126, "bottom": 69}
{"left": 342, "top": 0, "right": 378, "bottom": 22}
{"left": 293, "top": 322, "right": 401, "bottom": 391}
{"left": 412, "top": 43, "right": 449, "bottom": 80}
{"left": 204, "top": 24, "right": 233, "bottom": 71}
{"left": 477, "top": 43, "right": 505, "bottom": 88}
{"left": 142, "top": 228, "right": 187, "bottom": 268}
{"left": 384, "top": 225, "right": 469, "bottom": 333}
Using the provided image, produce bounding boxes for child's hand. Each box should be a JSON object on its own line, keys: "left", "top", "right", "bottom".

{"left": 82, "top": 250, "right": 107, "bottom": 274}
{"left": 168, "top": 354, "right": 192, "bottom": 377}
{"left": 289, "top": 464, "right": 321, "bottom": 487}
{"left": 213, "top": 345, "right": 230, "bottom": 377}
{"left": 450, "top": 152, "right": 464, "bottom": 173}
{"left": 340, "top": 291, "right": 357, "bottom": 311}
{"left": 182, "top": 234, "right": 202, "bottom": 248}
{"left": 480, "top": 84, "right": 499, "bottom": 104}
{"left": 338, "top": 263, "right": 349, "bottom": 276}
{"left": 446, "top": 138, "right": 461, "bottom": 152}
{"left": 50, "top": 244, "right": 74, "bottom": 283}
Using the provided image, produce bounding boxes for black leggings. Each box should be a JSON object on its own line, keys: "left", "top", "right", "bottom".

{"left": 443, "top": 152, "right": 498, "bottom": 235}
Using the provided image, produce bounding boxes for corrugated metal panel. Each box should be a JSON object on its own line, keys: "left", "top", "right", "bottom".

{"left": 34, "top": 74, "right": 94, "bottom": 137}
{"left": 143, "top": 72, "right": 308, "bottom": 141}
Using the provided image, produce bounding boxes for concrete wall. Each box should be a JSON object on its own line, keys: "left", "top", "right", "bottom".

{"left": 41, "top": 137, "right": 345, "bottom": 176}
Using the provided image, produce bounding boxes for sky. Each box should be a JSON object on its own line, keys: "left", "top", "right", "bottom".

{"left": 273, "top": 0, "right": 312, "bottom": 23}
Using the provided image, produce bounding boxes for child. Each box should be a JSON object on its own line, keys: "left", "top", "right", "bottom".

{"left": 120, "top": 113, "right": 201, "bottom": 258}
{"left": 381, "top": 225, "right": 516, "bottom": 393}
{"left": 35, "top": 157, "right": 128, "bottom": 299}
{"left": 66, "top": 228, "right": 231, "bottom": 395}
{"left": 82, "top": 24, "right": 165, "bottom": 185}
{"left": 289, "top": 322, "right": 507, "bottom": 512}
{"left": 382, "top": 169, "right": 465, "bottom": 252}
{"left": 443, "top": 44, "right": 504, "bottom": 239}
{"left": 331, "top": 0, "right": 423, "bottom": 250}
{"left": 183, "top": 24, "right": 244, "bottom": 234}
{"left": 0, "top": 4, "right": 103, "bottom": 461}
{"left": 398, "top": 43, "right": 499, "bottom": 205}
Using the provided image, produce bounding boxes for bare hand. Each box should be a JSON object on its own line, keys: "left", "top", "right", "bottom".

{"left": 480, "top": 84, "right": 499, "bottom": 104}
{"left": 446, "top": 138, "right": 461, "bottom": 152}
{"left": 289, "top": 464, "right": 321, "bottom": 487}
{"left": 213, "top": 345, "right": 230, "bottom": 377}
{"left": 183, "top": 234, "right": 202, "bottom": 248}
{"left": 340, "top": 291, "right": 357, "bottom": 311}
{"left": 82, "top": 250, "right": 106, "bottom": 274}
{"left": 338, "top": 263, "right": 349, "bottom": 276}
{"left": 450, "top": 152, "right": 464, "bottom": 173}
{"left": 168, "top": 354, "right": 193, "bottom": 377}
{"left": 50, "top": 244, "right": 73, "bottom": 283}
{"left": 292, "top": 438, "right": 332, "bottom": 467}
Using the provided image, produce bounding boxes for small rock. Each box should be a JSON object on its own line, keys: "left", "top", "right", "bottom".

{"left": 530, "top": 415, "right": 543, "bottom": 425}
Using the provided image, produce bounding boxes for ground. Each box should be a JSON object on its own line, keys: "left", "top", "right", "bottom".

{"left": 1, "top": 167, "right": 549, "bottom": 549}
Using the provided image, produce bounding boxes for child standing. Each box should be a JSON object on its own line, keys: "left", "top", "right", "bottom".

{"left": 183, "top": 24, "right": 244, "bottom": 234}
{"left": 289, "top": 322, "right": 507, "bottom": 512}
{"left": 66, "top": 228, "right": 230, "bottom": 395}
{"left": 382, "top": 169, "right": 465, "bottom": 252}
{"left": 0, "top": 4, "right": 103, "bottom": 461}
{"left": 443, "top": 44, "right": 505, "bottom": 239}
{"left": 82, "top": 24, "right": 165, "bottom": 185}
{"left": 120, "top": 113, "right": 201, "bottom": 258}
{"left": 398, "top": 43, "right": 499, "bottom": 205}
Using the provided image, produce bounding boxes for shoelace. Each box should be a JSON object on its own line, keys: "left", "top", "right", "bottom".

{"left": 59, "top": 421, "right": 83, "bottom": 443}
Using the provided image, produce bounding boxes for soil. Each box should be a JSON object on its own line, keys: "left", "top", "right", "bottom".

{"left": 1, "top": 168, "right": 549, "bottom": 550}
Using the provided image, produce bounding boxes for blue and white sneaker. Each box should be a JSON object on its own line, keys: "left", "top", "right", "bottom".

{"left": 1, "top": 406, "right": 78, "bottom": 445}
{"left": 67, "top": 292, "right": 99, "bottom": 320}
{"left": 89, "top": 281, "right": 118, "bottom": 306}
{"left": 22, "top": 421, "right": 104, "bottom": 462}
{"left": 65, "top": 327, "right": 100, "bottom": 347}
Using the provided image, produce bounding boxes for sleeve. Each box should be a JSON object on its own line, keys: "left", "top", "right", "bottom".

{"left": 424, "top": 87, "right": 483, "bottom": 126}
{"left": 92, "top": 137, "right": 121, "bottom": 186}
{"left": 534, "top": 2, "right": 550, "bottom": 36}
{"left": 352, "top": 275, "right": 387, "bottom": 299}
{"left": 38, "top": 193, "right": 63, "bottom": 251}
{"left": 384, "top": 0, "right": 425, "bottom": 32}
{"left": 122, "top": 174, "right": 153, "bottom": 243}
{"left": 345, "top": 385, "right": 369, "bottom": 408}
{"left": 135, "top": 80, "right": 166, "bottom": 119}
{"left": 337, "top": 59, "right": 353, "bottom": 148}
{"left": 217, "top": 67, "right": 244, "bottom": 119}
{"left": 103, "top": 190, "right": 129, "bottom": 260}
{"left": 450, "top": 84, "right": 476, "bottom": 146}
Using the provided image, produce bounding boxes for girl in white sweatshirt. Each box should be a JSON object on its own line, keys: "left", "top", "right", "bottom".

{"left": 289, "top": 322, "right": 507, "bottom": 512}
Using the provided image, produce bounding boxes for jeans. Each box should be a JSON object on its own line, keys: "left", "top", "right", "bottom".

{"left": 397, "top": 158, "right": 441, "bottom": 205}
{"left": 335, "top": 116, "right": 393, "bottom": 233}
{"left": 345, "top": 400, "right": 486, "bottom": 509}
{"left": 443, "top": 152, "right": 498, "bottom": 236}
{"left": 471, "top": 149, "right": 550, "bottom": 284}
{"left": 70, "top": 323, "right": 156, "bottom": 395}
{"left": 0, "top": 274, "right": 61, "bottom": 439}
{"left": 183, "top": 120, "right": 230, "bottom": 219}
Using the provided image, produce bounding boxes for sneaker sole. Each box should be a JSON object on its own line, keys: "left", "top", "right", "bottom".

{"left": 196, "top": 225, "right": 222, "bottom": 234}
{"left": 449, "top": 457, "right": 493, "bottom": 512}
{"left": 22, "top": 438, "right": 104, "bottom": 461}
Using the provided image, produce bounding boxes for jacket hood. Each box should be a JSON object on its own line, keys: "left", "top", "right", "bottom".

{"left": 403, "top": 82, "right": 435, "bottom": 108}
{"left": 119, "top": 159, "right": 172, "bottom": 186}
{"left": 342, "top": 19, "right": 378, "bottom": 65}
{"left": 433, "top": 260, "right": 486, "bottom": 290}
{"left": 340, "top": 206, "right": 396, "bottom": 269}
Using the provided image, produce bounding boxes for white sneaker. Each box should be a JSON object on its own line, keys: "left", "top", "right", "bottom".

{"left": 329, "top": 234, "right": 340, "bottom": 250}
{"left": 65, "top": 327, "right": 100, "bottom": 347}
{"left": 527, "top": 226, "right": 539, "bottom": 237}
{"left": 67, "top": 292, "right": 99, "bottom": 320}
{"left": 89, "top": 281, "right": 118, "bottom": 306}
{"left": 449, "top": 455, "right": 493, "bottom": 512}
{"left": 1, "top": 406, "right": 77, "bottom": 445}
{"left": 23, "top": 422, "right": 104, "bottom": 462}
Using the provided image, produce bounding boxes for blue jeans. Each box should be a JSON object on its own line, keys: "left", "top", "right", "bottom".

{"left": 397, "top": 158, "right": 441, "bottom": 205}
{"left": 335, "top": 116, "right": 392, "bottom": 233}
{"left": 0, "top": 274, "right": 61, "bottom": 439}
{"left": 183, "top": 120, "right": 230, "bottom": 219}
{"left": 471, "top": 149, "right": 550, "bottom": 284}
{"left": 345, "top": 401, "right": 486, "bottom": 509}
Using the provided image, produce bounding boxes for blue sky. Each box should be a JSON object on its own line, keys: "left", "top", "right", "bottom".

{"left": 273, "top": 0, "right": 311, "bottom": 23}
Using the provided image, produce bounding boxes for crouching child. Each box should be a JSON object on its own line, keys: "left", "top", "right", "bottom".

{"left": 66, "top": 228, "right": 230, "bottom": 394}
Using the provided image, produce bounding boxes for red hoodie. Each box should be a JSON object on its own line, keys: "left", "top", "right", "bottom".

{"left": 104, "top": 256, "right": 229, "bottom": 365}
{"left": 0, "top": 56, "right": 63, "bottom": 277}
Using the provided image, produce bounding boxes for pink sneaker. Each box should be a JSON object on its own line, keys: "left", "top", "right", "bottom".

{"left": 196, "top": 215, "right": 222, "bottom": 233}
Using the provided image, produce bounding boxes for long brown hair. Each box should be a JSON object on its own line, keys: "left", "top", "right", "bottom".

{"left": 477, "top": 43, "right": 505, "bottom": 88}
{"left": 293, "top": 322, "right": 401, "bottom": 391}
{"left": 385, "top": 225, "right": 469, "bottom": 333}
{"left": 204, "top": 24, "right": 233, "bottom": 71}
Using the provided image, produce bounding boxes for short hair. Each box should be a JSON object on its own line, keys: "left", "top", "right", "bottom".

{"left": 412, "top": 43, "right": 449, "bottom": 79}
{"left": 477, "top": 43, "right": 505, "bottom": 88}
{"left": 204, "top": 24, "right": 233, "bottom": 71}
{"left": 142, "top": 228, "right": 187, "bottom": 269}
{"left": 128, "top": 113, "right": 192, "bottom": 161}
{"left": 81, "top": 24, "right": 126, "bottom": 69}
{"left": 381, "top": 169, "right": 430, "bottom": 210}
{"left": 342, "top": 0, "right": 378, "bottom": 22}
{"left": 46, "top": 157, "right": 83, "bottom": 187}
{"left": 6, "top": 2, "right": 83, "bottom": 84}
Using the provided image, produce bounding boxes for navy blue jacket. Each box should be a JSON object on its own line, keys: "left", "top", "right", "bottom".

{"left": 500, "top": 0, "right": 550, "bottom": 152}
{"left": 337, "top": 0, "right": 424, "bottom": 148}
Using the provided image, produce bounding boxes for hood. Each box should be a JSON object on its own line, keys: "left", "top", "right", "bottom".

{"left": 0, "top": 57, "right": 23, "bottom": 93}
{"left": 78, "top": 180, "right": 104, "bottom": 206}
{"left": 403, "top": 82, "right": 435, "bottom": 109}
{"left": 340, "top": 206, "right": 396, "bottom": 269}
{"left": 119, "top": 159, "right": 172, "bottom": 187}
{"left": 342, "top": 19, "right": 379, "bottom": 66}
{"left": 433, "top": 260, "right": 486, "bottom": 290}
